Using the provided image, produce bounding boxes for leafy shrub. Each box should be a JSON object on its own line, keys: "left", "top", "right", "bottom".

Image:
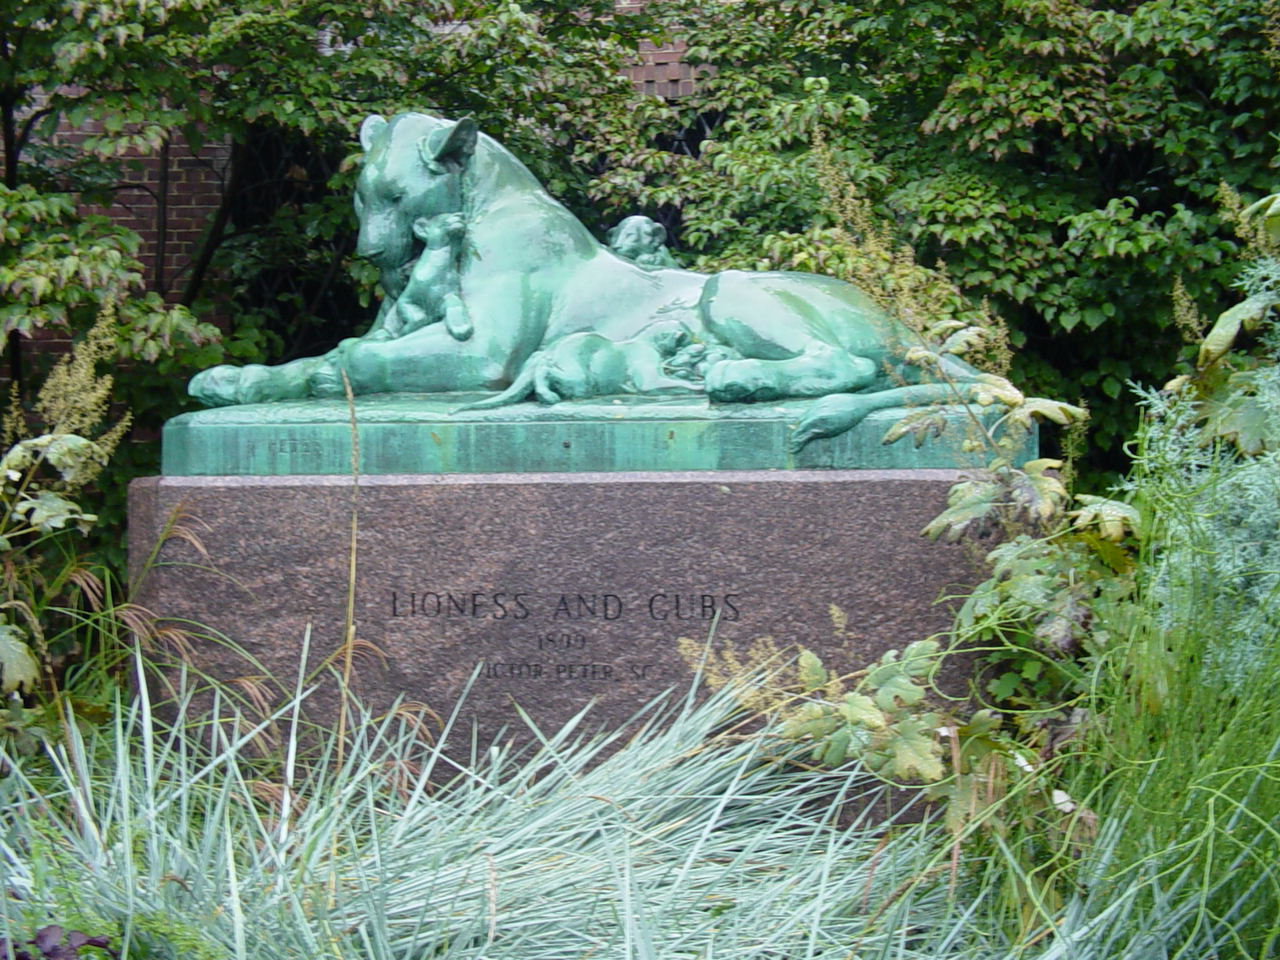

{"left": 0, "top": 308, "right": 164, "bottom": 754}
{"left": 586, "top": 0, "right": 1280, "bottom": 482}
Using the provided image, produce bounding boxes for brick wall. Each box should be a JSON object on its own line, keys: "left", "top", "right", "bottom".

{"left": 626, "top": 39, "right": 695, "bottom": 98}
{"left": 78, "top": 131, "right": 234, "bottom": 302}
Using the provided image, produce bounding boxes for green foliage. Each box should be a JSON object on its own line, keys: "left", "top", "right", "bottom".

{"left": 1127, "top": 389, "right": 1280, "bottom": 691}
{"left": 1019, "top": 381, "right": 1280, "bottom": 954}
{"left": 1160, "top": 188, "right": 1280, "bottom": 455}
{"left": 90, "top": 0, "right": 660, "bottom": 336}
{"left": 781, "top": 642, "right": 947, "bottom": 780}
{"left": 0, "top": 675, "right": 960, "bottom": 960}
{"left": 0, "top": 186, "right": 216, "bottom": 359}
{"left": 902, "top": 198, "right": 1280, "bottom": 946}
{"left": 588, "top": 0, "right": 1279, "bottom": 482}
{"left": 942, "top": 186, "right": 1280, "bottom": 721}
{"left": 2, "top": 0, "right": 671, "bottom": 571}
{"left": 0, "top": 311, "right": 144, "bottom": 761}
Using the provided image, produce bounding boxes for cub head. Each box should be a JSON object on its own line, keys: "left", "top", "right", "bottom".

{"left": 354, "top": 113, "right": 477, "bottom": 293}
{"left": 606, "top": 215, "right": 676, "bottom": 270}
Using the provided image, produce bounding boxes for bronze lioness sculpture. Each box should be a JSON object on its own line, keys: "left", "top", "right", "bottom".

{"left": 189, "top": 113, "right": 987, "bottom": 448}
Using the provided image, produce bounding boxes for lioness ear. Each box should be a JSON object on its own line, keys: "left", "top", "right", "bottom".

{"left": 421, "top": 118, "right": 478, "bottom": 173}
{"left": 360, "top": 115, "right": 389, "bottom": 152}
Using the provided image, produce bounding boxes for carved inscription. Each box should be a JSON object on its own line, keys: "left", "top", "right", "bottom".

{"left": 245, "top": 437, "right": 326, "bottom": 466}
{"left": 387, "top": 590, "right": 742, "bottom": 686}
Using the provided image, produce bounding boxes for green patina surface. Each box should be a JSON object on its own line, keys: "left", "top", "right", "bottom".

{"left": 173, "top": 113, "right": 1045, "bottom": 475}
{"left": 163, "top": 394, "right": 1028, "bottom": 476}
{"left": 183, "top": 114, "right": 1034, "bottom": 455}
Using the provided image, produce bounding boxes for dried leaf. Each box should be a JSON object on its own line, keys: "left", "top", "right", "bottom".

{"left": 971, "top": 375, "right": 1024, "bottom": 407}
{"left": 885, "top": 714, "right": 944, "bottom": 781}
{"left": 839, "top": 692, "right": 886, "bottom": 729}
{"left": 939, "top": 325, "right": 987, "bottom": 356}
{"left": 922, "top": 475, "right": 1003, "bottom": 542}
{"left": 882, "top": 408, "right": 949, "bottom": 448}
{"left": 0, "top": 623, "right": 39, "bottom": 694}
{"left": 1009, "top": 460, "right": 1068, "bottom": 522}
{"left": 1070, "top": 494, "right": 1139, "bottom": 542}
{"left": 1017, "top": 397, "right": 1087, "bottom": 425}
{"left": 797, "top": 649, "right": 828, "bottom": 692}
{"left": 904, "top": 345, "right": 941, "bottom": 367}
{"left": 1199, "top": 293, "right": 1276, "bottom": 367}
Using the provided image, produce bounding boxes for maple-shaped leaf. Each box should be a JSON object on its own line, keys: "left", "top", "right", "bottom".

{"left": 1008, "top": 459, "right": 1068, "bottom": 523}
{"left": 780, "top": 702, "right": 840, "bottom": 740}
{"left": 1006, "top": 572, "right": 1055, "bottom": 608}
{"left": 43, "top": 434, "right": 106, "bottom": 486}
{"left": 987, "top": 534, "right": 1053, "bottom": 578}
{"left": 885, "top": 714, "right": 944, "bottom": 781}
{"left": 797, "top": 649, "right": 828, "bottom": 693}
{"left": 1070, "top": 494, "right": 1140, "bottom": 542}
{"left": 839, "top": 692, "right": 886, "bottom": 729}
{"left": 872, "top": 672, "right": 926, "bottom": 711}
{"left": 12, "top": 490, "right": 96, "bottom": 532}
{"left": 819, "top": 728, "right": 852, "bottom": 767}
{"left": 922, "top": 475, "right": 1003, "bottom": 542}
{"left": 0, "top": 439, "right": 39, "bottom": 481}
{"left": 0, "top": 624, "right": 39, "bottom": 695}
{"left": 899, "top": 639, "right": 940, "bottom": 675}
{"left": 868, "top": 647, "right": 931, "bottom": 710}
{"left": 1034, "top": 587, "right": 1091, "bottom": 654}
{"left": 1200, "top": 389, "right": 1275, "bottom": 455}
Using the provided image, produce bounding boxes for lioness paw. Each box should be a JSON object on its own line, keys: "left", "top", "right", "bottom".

{"left": 792, "top": 394, "right": 873, "bottom": 451}
{"left": 189, "top": 366, "right": 245, "bottom": 407}
{"left": 308, "top": 360, "right": 346, "bottom": 399}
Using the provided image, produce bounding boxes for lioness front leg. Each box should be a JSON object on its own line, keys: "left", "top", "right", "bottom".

{"left": 189, "top": 358, "right": 326, "bottom": 406}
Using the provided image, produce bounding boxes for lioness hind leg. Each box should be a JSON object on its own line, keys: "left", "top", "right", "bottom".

{"left": 706, "top": 351, "right": 876, "bottom": 403}
{"left": 791, "top": 381, "right": 988, "bottom": 451}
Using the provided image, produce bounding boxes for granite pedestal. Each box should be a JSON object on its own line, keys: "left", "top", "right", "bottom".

{"left": 129, "top": 468, "right": 978, "bottom": 749}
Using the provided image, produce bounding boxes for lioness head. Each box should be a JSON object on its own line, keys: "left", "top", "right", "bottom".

{"left": 354, "top": 113, "right": 477, "bottom": 296}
